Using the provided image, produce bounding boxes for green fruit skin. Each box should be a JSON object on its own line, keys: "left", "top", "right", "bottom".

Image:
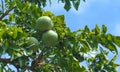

{"left": 42, "top": 30, "right": 58, "bottom": 47}
{"left": 27, "top": 37, "right": 39, "bottom": 52}
{"left": 35, "top": 16, "right": 53, "bottom": 32}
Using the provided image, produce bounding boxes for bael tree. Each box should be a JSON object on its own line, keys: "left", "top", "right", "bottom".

{"left": 0, "top": 0, "right": 120, "bottom": 72}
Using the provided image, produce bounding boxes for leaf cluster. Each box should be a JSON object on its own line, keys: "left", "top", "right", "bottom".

{"left": 0, "top": 0, "right": 120, "bottom": 72}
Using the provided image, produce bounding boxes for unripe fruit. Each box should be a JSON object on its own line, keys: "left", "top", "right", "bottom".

{"left": 42, "top": 30, "right": 58, "bottom": 47}
{"left": 35, "top": 16, "right": 53, "bottom": 32}
{"left": 26, "top": 37, "right": 39, "bottom": 52}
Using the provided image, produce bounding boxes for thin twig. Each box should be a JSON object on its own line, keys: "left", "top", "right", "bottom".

{"left": 0, "top": 6, "right": 16, "bottom": 20}
{"left": 1, "top": 0, "right": 4, "bottom": 13}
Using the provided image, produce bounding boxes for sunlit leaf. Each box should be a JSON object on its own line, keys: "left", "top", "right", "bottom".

{"left": 95, "top": 24, "right": 100, "bottom": 35}
{"left": 113, "top": 36, "right": 120, "bottom": 47}
{"left": 13, "top": 27, "right": 17, "bottom": 39}
{"left": 22, "top": 1, "right": 30, "bottom": 13}
{"left": 9, "top": 13, "right": 15, "bottom": 21}
{"left": 107, "top": 34, "right": 113, "bottom": 41}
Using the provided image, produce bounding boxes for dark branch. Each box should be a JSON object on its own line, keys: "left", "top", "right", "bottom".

{"left": 0, "top": 58, "right": 11, "bottom": 63}
{"left": 0, "top": 52, "right": 44, "bottom": 71}
{"left": 0, "top": 6, "right": 16, "bottom": 20}
{"left": 31, "top": 52, "right": 44, "bottom": 67}
{"left": 0, "top": 57, "right": 33, "bottom": 71}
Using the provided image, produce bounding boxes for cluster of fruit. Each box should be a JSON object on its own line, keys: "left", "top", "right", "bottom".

{"left": 27, "top": 16, "right": 58, "bottom": 49}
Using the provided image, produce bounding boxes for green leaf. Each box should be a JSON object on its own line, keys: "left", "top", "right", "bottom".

{"left": 9, "top": 13, "right": 15, "bottom": 21}
{"left": 95, "top": 24, "right": 100, "bottom": 35}
{"left": 113, "top": 36, "right": 120, "bottom": 47}
{"left": 10, "top": 53, "right": 15, "bottom": 61}
{"left": 111, "top": 55, "right": 118, "bottom": 62}
{"left": 22, "top": 1, "right": 30, "bottom": 13}
{"left": 84, "top": 25, "right": 90, "bottom": 33}
{"left": 64, "top": 0, "right": 71, "bottom": 11}
{"left": 15, "top": 0, "right": 23, "bottom": 10}
{"left": 5, "top": 41, "right": 9, "bottom": 48}
{"left": 106, "top": 42, "right": 118, "bottom": 54}
{"left": 100, "top": 37, "right": 107, "bottom": 44}
{"left": 107, "top": 34, "right": 112, "bottom": 41}
{"left": 42, "top": 11, "right": 54, "bottom": 18}
{"left": 13, "top": 27, "right": 17, "bottom": 39}
{"left": 0, "top": 67, "right": 2, "bottom": 72}
{"left": 19, "top": 58, "right": 23, "bottom": 67}
{"left": 100, "top": 48, "right": 109, "bottom": 61}
{"left": 72, "top": 0, "right": 80, "bottom": 10}
{"left": 0, "top": 29, "right": 4, "bottom": 38}
{"left": 102, "top": 25, "right": 107, "bottom": 34}
{"left": 80, "top": 40, "right": 91, "bottom": 53}
{"left": 30, "top": 3, "right": 41, "bottom": 19}
{"left": 108, "top": 61, "right": 120, "bottom": 69}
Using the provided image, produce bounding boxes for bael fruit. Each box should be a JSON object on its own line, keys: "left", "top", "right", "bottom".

{"left": 42, "top": 30, "right": 58, "bottom": 47}
{"left": 26, "top": 37, "right": 39, "bottom": 52}
{"left": 35, "top": 16, "right": 53, "bottom": 32}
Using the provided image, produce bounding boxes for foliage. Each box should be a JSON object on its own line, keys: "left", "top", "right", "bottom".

{"left": 0, "top": 0, "right": 120, "bottom": 72}
{"left": 28, "top": 0, "right": 86, "bottom": 11}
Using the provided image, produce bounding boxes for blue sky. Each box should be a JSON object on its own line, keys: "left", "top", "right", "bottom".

{"left": 44, "top": 0, "right": 120, "bottom": 71}
{"left": 44, "top": 0, "right": 120, "bottom": 35}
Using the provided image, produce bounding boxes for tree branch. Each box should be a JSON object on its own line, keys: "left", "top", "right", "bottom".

{"left": 0, "top": 6, "right": 16, "bottom": 20}
{"left": 0, "top": 52, "right": 44, "bottom": 71}
{"left": 31, "top": 52, "right": 44, "bottom": 67}
{"left": 0, "top": 58, "right": 11, "bottom": 63}
{"left": 1, "top": 0, "right": 4, "bottom": 13}
{"left": 0, "top": 58, "right": 33, "bottom": 71}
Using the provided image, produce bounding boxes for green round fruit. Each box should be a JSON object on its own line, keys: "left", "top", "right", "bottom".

{"left": 35, "top": 16, "right": 53, "bottom": 32}
{"left": 42, "top": 30, "right": 58, "bottom": 47}
{"left": 26, "top": 37, "right": 39, "bottom": 52}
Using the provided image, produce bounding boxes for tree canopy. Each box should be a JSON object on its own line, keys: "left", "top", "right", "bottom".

{"left": 0, "top": 0, "right": 120, "bottom": 72}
